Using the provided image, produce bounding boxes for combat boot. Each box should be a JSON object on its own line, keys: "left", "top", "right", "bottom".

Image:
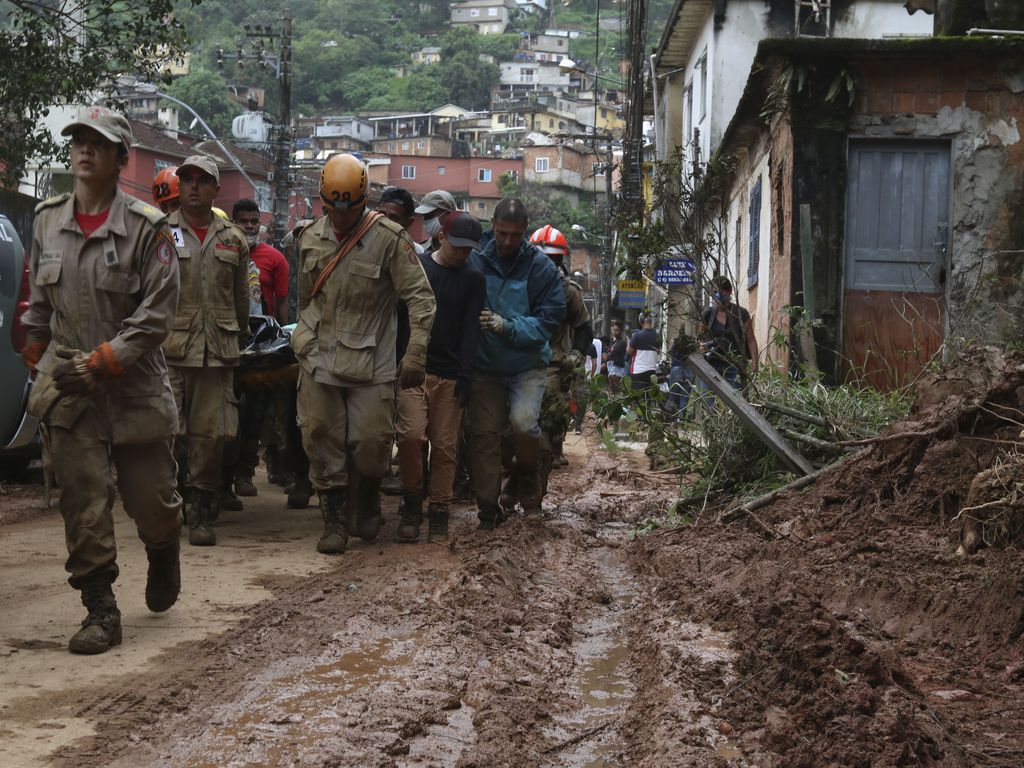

{"left": 427, "top": 502, "right": 449, "bottom": 542}
{"left": 145, "top": 541, "right": 181, "bottom": 613}
{"left": 396, "top": 492, "right": 423, "bottom": 543}
{"left": 217, "top": 488, "right": 243, "bottom": 515}
{"left": 69, "top": 581, "right": 122, "bottom": 655}
{"left": 235, "top": 475, "right": 257, "bottom": 497}
{"left": 287, "top": 474, "right": 313, "bottom": 509}
{"left": 188, "top": 489, "right": 217, "bottom": 546}
{"left": 477, "top": 502, "right": 504, "bottom": 531}
{"left": 351, "top": 473, "right": 384, "bottom": 542}
{"left": 317, "top": 489, "right": 348, "bottom": 554}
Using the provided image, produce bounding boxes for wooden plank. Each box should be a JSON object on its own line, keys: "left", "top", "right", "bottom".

{"left": 687, "top": 353, "right": 815, "bottom": 476}
{"left": 841, "top": 289, "right": 943, "bottom": 391}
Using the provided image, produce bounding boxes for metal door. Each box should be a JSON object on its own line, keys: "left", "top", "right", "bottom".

{"left": 842, "top": 140, "right": 949, "bottom": 390}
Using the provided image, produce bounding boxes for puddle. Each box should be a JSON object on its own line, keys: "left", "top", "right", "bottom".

{"left": 191, "top": 633, "right": 425, "bottom": 767}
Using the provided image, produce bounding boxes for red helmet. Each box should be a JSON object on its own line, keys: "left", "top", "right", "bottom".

{"left": 529, "top": 224, "right": 569, "bottom": 258}
{"left": 152, "top": 167, "right": 180, "bottom": 205}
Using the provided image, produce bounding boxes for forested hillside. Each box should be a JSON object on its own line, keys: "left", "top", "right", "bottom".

{"left": 170, "top": 0, "right": 673, "bottom": 129}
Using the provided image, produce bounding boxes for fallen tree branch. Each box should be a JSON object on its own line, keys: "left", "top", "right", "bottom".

{"left": 780, "top": 427, "right": 843, "bottom": 453}
{"left": 720, "top": 449, "right": 872, "bottom": 524}
{"left": 758, "top": 401, "right": 830, "bottom": 428}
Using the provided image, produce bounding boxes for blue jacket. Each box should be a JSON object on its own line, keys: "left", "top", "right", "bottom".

{"left": 469, "top": 231, "right": 566, "bottom": 376}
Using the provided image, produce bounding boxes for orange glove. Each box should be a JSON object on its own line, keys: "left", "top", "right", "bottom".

{"left": 85, "top": 341, "right": 124, "bottom": 380}
{"left": 21, "top": 341, "right": 48, "bottom": 374}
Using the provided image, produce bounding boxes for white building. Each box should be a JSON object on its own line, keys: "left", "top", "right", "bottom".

{"left": 450, "top": 0, "right": 518, "bottom": 35}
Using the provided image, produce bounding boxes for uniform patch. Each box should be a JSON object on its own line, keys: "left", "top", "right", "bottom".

{"left": 40, "top": 250, "right": 63, "bottom": 265}
{"left": 404, "top": 241, "right": 418, "bottom": 265}
{"left": 171, "top": 227, "right": 185, "bottom": 247}
{"left": 156, "top": 239, "right": 174, "bottom": 265}
{"left": 104, "top": 247, "right": 118, "bottom": 266}
{"left": 216, "top": 242, "right": 240, "bottom": 252}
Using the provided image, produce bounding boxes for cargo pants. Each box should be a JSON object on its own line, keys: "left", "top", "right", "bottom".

{"left": 168, "top": 366, "right": 238, "bottom": 491}
{"left": 396, "top": 375, "right": 462, "bottom": 505}
{"left": 296, "top": 369, "right": 395, "bottom": 490}
{"left": 51, "top": 411, "right": 181, "bottom": 589}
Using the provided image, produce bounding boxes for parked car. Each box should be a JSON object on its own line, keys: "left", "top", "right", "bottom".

{"left": 0, "top": 210, "right": 40, "bottom": 472}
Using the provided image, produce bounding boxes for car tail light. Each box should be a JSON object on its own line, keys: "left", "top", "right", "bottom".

{"left": 11, "top": 252, "right": 30, "bottom": 354}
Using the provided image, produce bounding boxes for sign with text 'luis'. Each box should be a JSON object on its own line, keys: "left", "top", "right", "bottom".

{"left": 616, "top": 279, "right": 647, "bottom": 308}
{"left": 655, "top": 259, "right": 695, "bottom": 286}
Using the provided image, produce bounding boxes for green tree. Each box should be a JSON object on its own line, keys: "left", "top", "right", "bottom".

{"left": 167, "top": 69, "right": 238, "bottom": 138}
{"left": 0, "top": 0, "right": 198, "bottom": 188}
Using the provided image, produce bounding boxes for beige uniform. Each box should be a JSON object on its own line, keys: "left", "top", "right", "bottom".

{"left": 24, "top": 190, "right": 181, "bottom": 588}
{"left": 162, "top": 211, "right": 250, "bottom": 490}
{"left": 291, "top": 212, "right": 435, "bottom": 490}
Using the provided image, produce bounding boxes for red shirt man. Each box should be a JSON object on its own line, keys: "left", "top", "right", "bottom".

{"left": 232, "top": 198, "right": 289, "bottom": 322}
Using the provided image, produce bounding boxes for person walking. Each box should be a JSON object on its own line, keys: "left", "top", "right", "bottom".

{"left": 527, "top": 224, "right": 592, "bottom": 497}
{"left": 22, "top": 106, "right": 182, "bottom": 654}
{"left": 163, "top": 155, "right": 250, "bottom": 546}
{"left": 468, "top": 199, "right": 566, "bottom": 529}
{"left": 626, "top": 312, "right": 660, "bottom": 393}
{"left": 395, "top": 212, "right": 485, "bottom": 542}
{"left": 605, "top": 321, "right": 628, "bottom": 394}
{"left": 292, "top": 154, "right": 435, "bottom": 555}
{"left": 414, "top": 189, "right": 457, "bottom": 253}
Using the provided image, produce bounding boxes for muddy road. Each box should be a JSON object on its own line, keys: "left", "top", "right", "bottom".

{"left": 2, "top": 427, "right": 1023, "bottom": 767}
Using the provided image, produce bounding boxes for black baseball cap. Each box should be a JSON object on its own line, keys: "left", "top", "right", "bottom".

{"left": 442, "top": 211, "right": 482, "bottom": 249}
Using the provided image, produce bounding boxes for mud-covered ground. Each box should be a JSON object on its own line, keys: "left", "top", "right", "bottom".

{"left": 3, "top": 371, "right": 1024, "bottom": 767}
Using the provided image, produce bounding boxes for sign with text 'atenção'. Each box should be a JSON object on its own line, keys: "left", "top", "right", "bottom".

{"left": 617, "top": 279, "right": 647, "bottom": 308}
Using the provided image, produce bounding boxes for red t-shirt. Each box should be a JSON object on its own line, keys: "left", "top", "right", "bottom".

{"left": 193, "top": 226, "right": 209, "bottom": 245}
{"left": 250, "top": 242, "right": 290, "bottom": 311}
{"left": 75, "top": 210, "right": 110, "bottom": 238}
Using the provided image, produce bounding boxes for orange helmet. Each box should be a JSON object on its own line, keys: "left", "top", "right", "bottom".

{"left": 530, "top": 224, "right": 569, "bottom": 258}
{"left": 152, "top": 167, "right": 179, "bottom": 205}
{"left": 320, "top": 154, "right": 368, "bottom": 210}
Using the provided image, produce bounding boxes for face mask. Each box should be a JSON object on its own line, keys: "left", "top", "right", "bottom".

{"left": 424, "top": 216, "right": 443, "bottom": 238}
{"left": 246, "top": 233, "right": 259, "bottom": 248}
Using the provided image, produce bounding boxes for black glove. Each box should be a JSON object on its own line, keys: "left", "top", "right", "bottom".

{"left": 454, "top": 377, "right": 472, "bottom": 408}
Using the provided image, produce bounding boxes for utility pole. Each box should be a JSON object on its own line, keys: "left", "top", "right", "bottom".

{"left": 621, "top": 0, "right": 647, "bottom": 279}
{"left": 271, "top": 9, "right": 293, "bottom": 249}
{"left": 218, "top": 9, "right": 293, "bottom": 248}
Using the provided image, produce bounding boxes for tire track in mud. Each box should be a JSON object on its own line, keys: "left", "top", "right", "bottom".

{"left": 52, "top": 444, "right": 743, "bottom": 767}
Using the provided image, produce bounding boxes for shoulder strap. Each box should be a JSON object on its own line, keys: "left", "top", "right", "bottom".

{"left": 35, "top": 193, "right": 70, "bottom": 213}
{"left": 126, "top": 197, "right": 167, "bottom": 227}
{"left": 310, "top": 211, "right": 382, "bottom": 299}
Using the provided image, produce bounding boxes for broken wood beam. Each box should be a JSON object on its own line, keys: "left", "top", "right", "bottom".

{"left": 687, "top": 352, "right": 815, "bottom": 476}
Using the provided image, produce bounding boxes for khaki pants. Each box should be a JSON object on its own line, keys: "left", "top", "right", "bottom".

{"left": 396, "top": 375, "right": 462, "bottom": 505}
{"left": 168, "top": 366, "right": 238, "bottom": 491}
{"left": 296, "top": 369, "right": 395, "bottom": 491}
{"left": 50, "top": 411, "right": 181, "bottom": 589}
{"left": 539, "top": 366, "right": 571, "bottom": 495}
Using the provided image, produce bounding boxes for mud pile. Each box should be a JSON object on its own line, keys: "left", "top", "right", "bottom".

{"left": 632, "top": 346, "right": 1024, "bottom": 767}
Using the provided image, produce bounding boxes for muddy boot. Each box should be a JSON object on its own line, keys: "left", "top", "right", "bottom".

{"left": 235, "top": 475, "right": 257, "bottom": 497}
{"left": 145, "top": 541, "right": 181, "bottom": 613}
{"left": 519, "top": 470, "right": 543, "bottom": 516}
{"left": 498, "top": 473, "right": 519, "bottom": 512}
{"left": 396, "top": 492, "right": 423, "bottom": 543}
{"left": 188, "top": 489, "right": 217, "bottom": 546}
{"left": 317, "top": 489, "right": 348, "bottom": 555}
{"left": 69, "top": 581, "right": 122, "bottom": 655}
{"left": 477, "top": 502, "right": 504, "bottom": 531}
{"left": 352, "top": 475, "right": 384, "bottom": 542}
{"left": 287, "top": 474, "right": 313, "bottom": 509}
{"left": 427, "top": 502, "right": 449, "bottom": 542}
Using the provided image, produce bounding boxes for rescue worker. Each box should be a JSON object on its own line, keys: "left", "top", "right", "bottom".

{"left": 163, "top": 155, "right": 250, "bottom": 546}
{"left": 292, "top": 154, "right": 435, "bottom": 555}
{"left": 469, "top": 198, "right": 566, "bottom": 529}
{"left": 152, "top": 166, "right": 180, "bottom": 214}
{"left": 22, "top": 105, "right": 182, "bottom": 654}
{"left": 395, "top": 212, "right": 485, "bottom": 543}
{"left": 527, "top": 225, "right": 593, "bottom": 500}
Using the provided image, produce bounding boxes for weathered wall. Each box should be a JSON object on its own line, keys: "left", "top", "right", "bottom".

{"left": 848, "top": 52, "right": 1024, "bottom": 347}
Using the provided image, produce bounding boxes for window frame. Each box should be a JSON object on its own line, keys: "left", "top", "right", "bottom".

{"left": 401, "top": 164, "right": 416, "bottom": 180}
{"left": 535, "top": 157, "right": 550, "bottom": 173}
